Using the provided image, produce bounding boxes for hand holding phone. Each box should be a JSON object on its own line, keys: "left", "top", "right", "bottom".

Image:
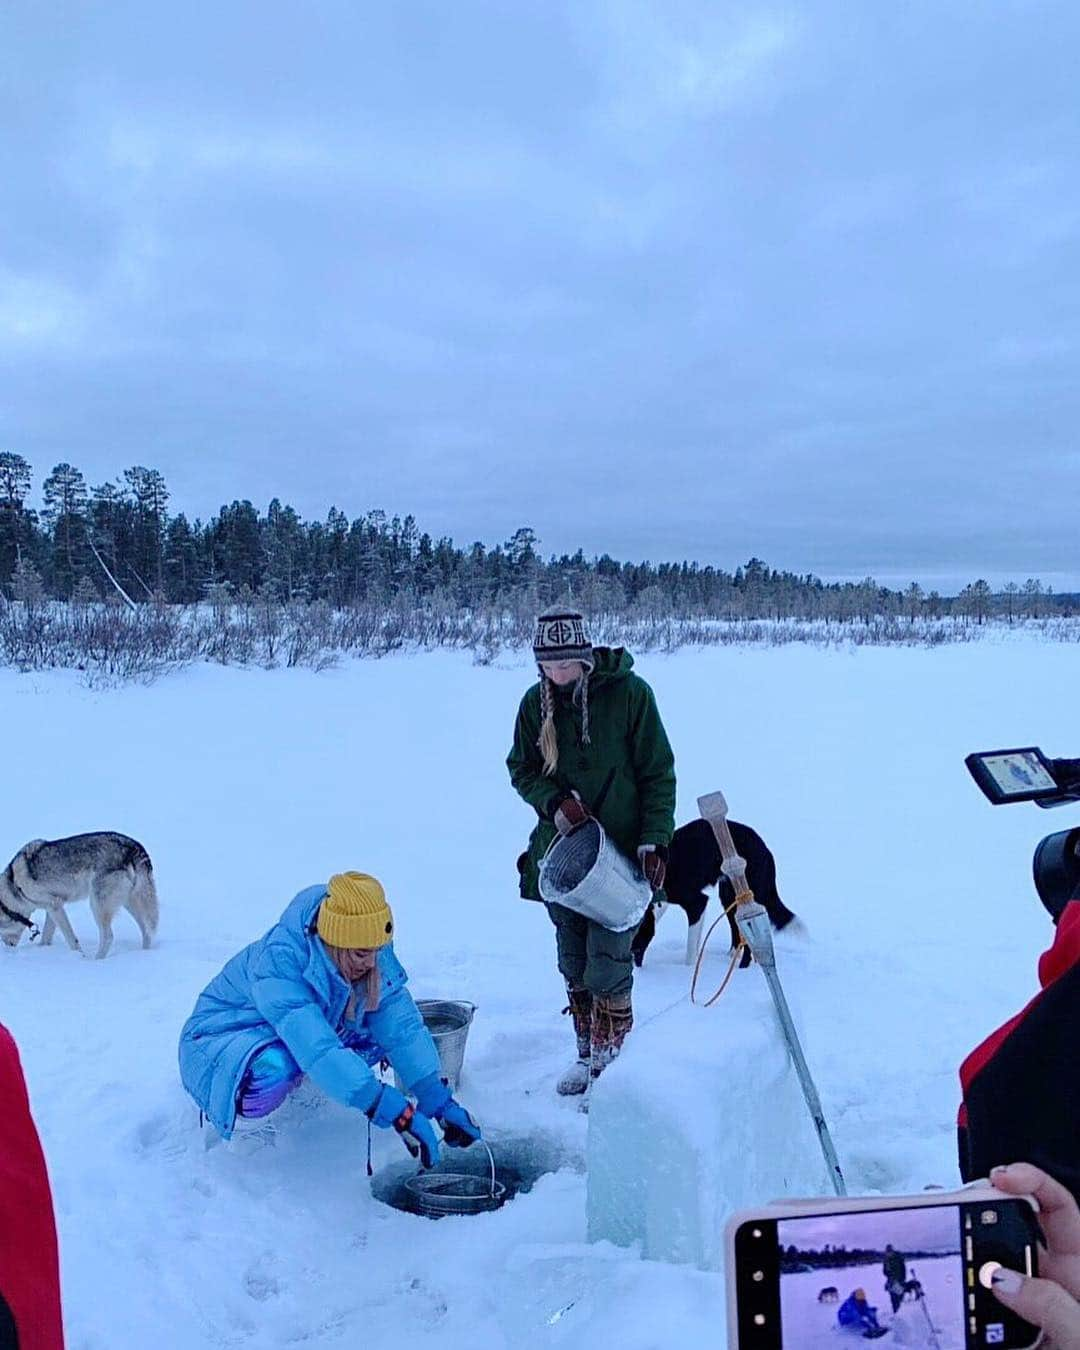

{"left": 727, "top": 1184, "right": 1043, "bottom": 1348}
{"left": 988, "top": 1164, "right": 1080, "bottom": 1350}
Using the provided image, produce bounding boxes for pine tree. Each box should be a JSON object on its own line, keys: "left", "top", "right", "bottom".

{"left": 42, "top": 462, "right": 90, "bottom": 598}
{"left": 163, "top": 514, "right": 201, "bottom": 602}
{"left": 124, "top": 466, "right": 170, "bottom": 593}
{"left": 10, "top": 555, "right": 45, "bottom": 606}
{"left": 264, "top": 498, "right": 305, "bottom": 601}
{"left": 971, "top": 579, "right": 993, "bottom": 624}
{"left": 0, "top": 451, "right": 33, "bottom": 585}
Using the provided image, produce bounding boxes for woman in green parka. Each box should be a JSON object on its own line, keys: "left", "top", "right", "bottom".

{"left": 507, "top": 607, "right": 676, "bottom": 1096}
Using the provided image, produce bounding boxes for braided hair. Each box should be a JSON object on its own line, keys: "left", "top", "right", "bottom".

{"left": 537, "top": 668, "right": 592, "bottom": 776}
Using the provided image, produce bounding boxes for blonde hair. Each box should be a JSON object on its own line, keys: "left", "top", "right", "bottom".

{"left": 327, "top": 945, "right": 383, "bottom": 1014}
{"left": 537, "top": 669, "right": 591, "bottom": 776}
{"left": 539, "top": 676, "right": 559, "bottom": 775}
{"left": 362, "top": 963, "right": 380, "bottom": 1012}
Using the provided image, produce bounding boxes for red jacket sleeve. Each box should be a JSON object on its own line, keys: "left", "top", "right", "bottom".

{"left": 957, "top": 901, "right": 1080, "bottom": 1198}
{"left": 959, "top": 900, "right": 1080, "bottom": 1099}
{"left": 0, "top": 1024, "right": 65, "bottom": 1349}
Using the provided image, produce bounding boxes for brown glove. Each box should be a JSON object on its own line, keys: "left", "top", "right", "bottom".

{"left": 637, "top": 844, "right": 668, "bottom": 892}
{"left": 553, "top": 793, "right": 591, "bottom": 835}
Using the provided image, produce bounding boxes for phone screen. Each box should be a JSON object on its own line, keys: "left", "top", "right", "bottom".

{"left": 733, "top": 1198, "right": 1040, "bottom": 1349}
{"left": 978, "top": 752, "right": 1057, "bottom": 799}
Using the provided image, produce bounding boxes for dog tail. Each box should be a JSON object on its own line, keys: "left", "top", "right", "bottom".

{"left": 129, "top": 848, "right": 159, "bottom": 945}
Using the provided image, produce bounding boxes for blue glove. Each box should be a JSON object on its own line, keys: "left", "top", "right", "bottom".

{"left": 410, "top": 1073, "right": 481, "bottom": 1148}
{"left": 439, "top": 1100, "right": 482, "bottom": 1148}
{"left": 394, "top": 1105, "right": 441, "bottom": 1170}
{"left": 412, "top": 1072, "right": 452, "bottom": 1120}
{"left": 366, "top": 1083, "right": 412, "bottom": 1129}
{"left": 364, "top": 1085, "right": 441, "bottom": 1169}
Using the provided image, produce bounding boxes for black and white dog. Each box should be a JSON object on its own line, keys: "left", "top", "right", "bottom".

{"left": 632, "top": 818, "right": 797, "bottom": 968}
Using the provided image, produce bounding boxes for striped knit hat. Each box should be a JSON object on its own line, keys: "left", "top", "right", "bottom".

{"left": 533, "top": 608, "right": 593, "bottom": 666}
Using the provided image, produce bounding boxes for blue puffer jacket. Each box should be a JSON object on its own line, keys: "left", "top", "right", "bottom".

{"left": 837, "top": 1294, "right": 879, "bottom": 1332}
{"left": 178, "top": 885, "right": 441, "bottom": 1137}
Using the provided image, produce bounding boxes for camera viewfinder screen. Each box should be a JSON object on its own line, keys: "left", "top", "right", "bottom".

{"left": 777, "top": 1204, "right": 964, "bottom": 1349}
{"left": 981, "top": 751, "right": 1056, "bottom": 797}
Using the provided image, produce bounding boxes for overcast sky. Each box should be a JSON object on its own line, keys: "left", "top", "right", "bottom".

{"left": 780, "top": 1202, "right": 961, "bottom": 1256}
{"left": 3, "top": 2, "right": 1079, "bottom": 590}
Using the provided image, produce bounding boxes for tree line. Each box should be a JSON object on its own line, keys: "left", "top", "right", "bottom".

{"left": 779, "top": 1243, "right": 956, "bottom": 1273}
{"left": 0, "top": 452, "right": 1069, "bottom": 623}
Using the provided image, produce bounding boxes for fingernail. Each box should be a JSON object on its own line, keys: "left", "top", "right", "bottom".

{"left": 990, "top": 1164, "right": 1011, "bottom": 1177}
{"left": 991, "top": 1268, "right": 1023, "bottom": 1294}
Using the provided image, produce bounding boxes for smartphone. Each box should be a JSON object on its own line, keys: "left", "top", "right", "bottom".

{"left": 726, "top": 1186, "right": 1042, "bottom": 1349}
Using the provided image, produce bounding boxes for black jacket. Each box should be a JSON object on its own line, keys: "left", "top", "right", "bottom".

{"left": 958, "top": 900, "right": 1080, "bottom": 1202}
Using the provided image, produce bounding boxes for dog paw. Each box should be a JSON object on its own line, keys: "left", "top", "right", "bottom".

{"left": 244, "top": 1255, "right": 282, "bottom": 1302}
{"left": 244, "top": 1271, "right": 281, "bottom": 1302}
{"left": 133, "top": 1109, "right": 192, "bottom": 1160}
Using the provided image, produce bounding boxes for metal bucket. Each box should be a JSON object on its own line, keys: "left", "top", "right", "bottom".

{"left": 403, "top": 1170, "right": 506, "bottom": 1218}
{"left": 394, "top": 999, "right": 475, "bottom": 1093}
{"left": 538, "top": 820, "right": 652, "bottom": 932}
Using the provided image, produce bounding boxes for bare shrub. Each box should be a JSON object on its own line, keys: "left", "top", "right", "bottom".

{"left": 0, "top": 596, "right": 1074, "bottom": 685}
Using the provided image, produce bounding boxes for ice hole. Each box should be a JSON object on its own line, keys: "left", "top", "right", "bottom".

{"left": 373, "top": 1129, "right": 577, "bottom": 1217}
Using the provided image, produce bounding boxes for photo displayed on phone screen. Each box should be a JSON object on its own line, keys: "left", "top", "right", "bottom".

{"left": 777, "top": 1205, "right": 965, "bottom": 1348}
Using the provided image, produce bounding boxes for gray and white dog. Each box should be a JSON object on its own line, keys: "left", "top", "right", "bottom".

{"left": 0, "top": 832, "right": 159, "bottom": 959}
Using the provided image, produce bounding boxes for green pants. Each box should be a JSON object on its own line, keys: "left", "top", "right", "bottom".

{"left": 546, "top": 902, "right": 635, "bottom": 998}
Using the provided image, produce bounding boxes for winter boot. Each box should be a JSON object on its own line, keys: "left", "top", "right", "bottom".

{"left": 589, "top": 990, "right": 633, "bottom": 1082}
{"left": 556, "top": 984, "right": 593, "bottom": 1096}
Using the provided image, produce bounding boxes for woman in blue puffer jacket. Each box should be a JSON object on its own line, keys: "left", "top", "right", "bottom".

{"left": 178, "top": 871, "right": 480, "bottom": 1166}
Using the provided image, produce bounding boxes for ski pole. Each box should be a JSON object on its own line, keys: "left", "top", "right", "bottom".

{"left": 698, "top": 791, "right": 847, "bottom": 1197}
{"left": 917, "top": 1287, "right": 942, "bottom": 1350}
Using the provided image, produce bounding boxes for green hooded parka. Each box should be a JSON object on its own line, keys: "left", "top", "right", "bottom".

{"left": 506, "top": 647, "right": 676, "bottom": 901}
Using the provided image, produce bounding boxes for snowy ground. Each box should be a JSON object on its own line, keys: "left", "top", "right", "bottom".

{"left": 1, "top": 637, "right": 1075, "bottom": 1348}
{"left": 782, "top": 1257, "right": 964, "bottom": 1349}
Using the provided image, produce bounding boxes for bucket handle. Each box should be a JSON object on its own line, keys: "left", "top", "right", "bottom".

{"left": 479, "top": 1139, "right": 497, "bottom": 1198}
{"left": 538, "top": 817, "right": 604, "bottom": 875}
{"left": 538, "top": 829, "right": 561, "bottom": 872}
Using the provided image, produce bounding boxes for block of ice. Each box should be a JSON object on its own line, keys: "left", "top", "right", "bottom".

{"left": 586, "top": 968, "right": 833, "bottom": 1271}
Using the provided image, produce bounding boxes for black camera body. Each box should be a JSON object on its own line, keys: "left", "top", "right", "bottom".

{"left": 966, "top": 747, "right": 1080, "bottom": 921}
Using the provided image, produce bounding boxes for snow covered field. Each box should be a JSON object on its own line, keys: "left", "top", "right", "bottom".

{"left": 1, "top": 637, "right": 1075, "bottom": 1348}
{"left": 781, "top": 1257, "right": 964, "bottom": 1349}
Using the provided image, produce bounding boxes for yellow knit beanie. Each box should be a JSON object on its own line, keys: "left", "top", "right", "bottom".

{"left": 316, "top": 873, "right": 394, "bottom": 950}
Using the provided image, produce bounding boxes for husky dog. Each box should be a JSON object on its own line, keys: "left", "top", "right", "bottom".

{"left": 0, "top": 833, "right": 159, "bottom": 959}
{"left": 818, "top": 1286, "right": 839, "bottom": 1303}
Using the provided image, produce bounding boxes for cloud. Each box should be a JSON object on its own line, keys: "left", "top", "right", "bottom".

{"left": 2, "top": 0, "right": 1080, "bottom": 588}
{"left": 579, "top": 2, "right": 799, "bottom": 148}
{"left": 0, "top": 268, "right": 89, "bottom": 348}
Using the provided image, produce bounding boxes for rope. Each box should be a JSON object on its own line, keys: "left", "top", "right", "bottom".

{"left": 689, "top": 893, "right": 750, "bottom": 1007}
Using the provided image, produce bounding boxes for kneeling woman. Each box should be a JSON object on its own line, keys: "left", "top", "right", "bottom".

{"left": 178, "top": 872, "right": 480, "bottom": 1166}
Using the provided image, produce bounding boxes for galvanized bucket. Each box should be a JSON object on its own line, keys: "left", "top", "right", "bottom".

{"left": 395, "top": 999, "right": 475, "bottom": 1094}
{"left": 538, "top": 820, "right": 652, "bottom": 932}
